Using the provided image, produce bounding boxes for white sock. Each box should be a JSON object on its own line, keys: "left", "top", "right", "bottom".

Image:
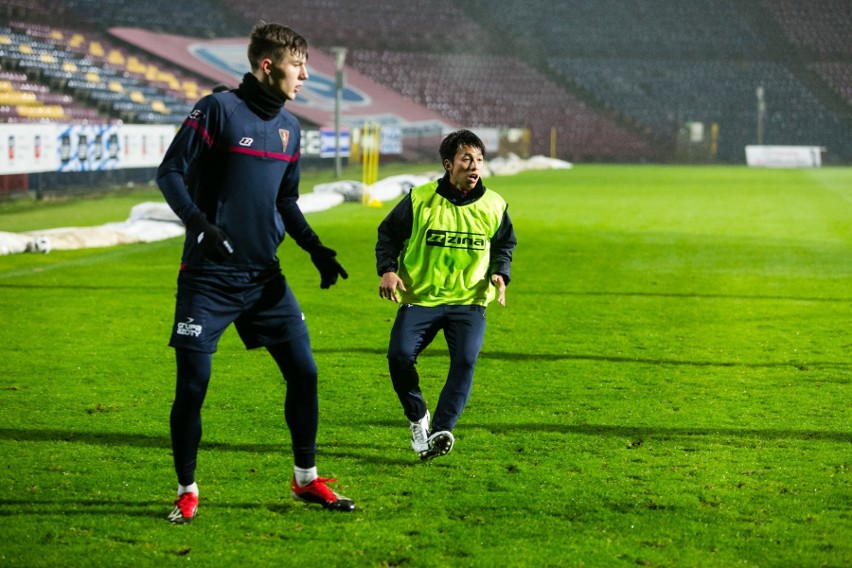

{"left": 294, "top": 466, "right": 318, "bottom": 487}
{"left": 178, "top": 482, "right": 198, "bottom": 497}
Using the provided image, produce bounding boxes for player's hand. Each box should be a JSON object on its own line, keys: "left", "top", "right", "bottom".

{"left": 379, "top": 272, "right": 406, "bottom": 303}
{"left": 187, "top": 214, "right": 234, "bottom": 262}
{"left": 491, "top": 274, "right": 507, "bottom": 306}
{"left": 311, "top": 245, "right": 348, "bottom": 289}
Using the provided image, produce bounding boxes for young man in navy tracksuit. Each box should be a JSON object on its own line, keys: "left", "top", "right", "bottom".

{"left": 157, "top": 22, "right": 354, "bottom": 522}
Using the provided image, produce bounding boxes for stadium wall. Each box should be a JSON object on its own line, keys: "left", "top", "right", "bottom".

{"left": 0, "top": 122, "right": 409, "bottom": 198}
{"left": 0, "top": 122, "right": 174, "bottom": 197}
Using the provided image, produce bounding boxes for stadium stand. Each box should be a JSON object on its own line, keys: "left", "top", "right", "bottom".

{"left": 215, "top": 0, "right": 492, "bottom": 53}
{"left": 348, "top": 50, "right": 658, "bottom": 160}
{"left": 1, "top": 0, "right": 850, "bottom": 163}
{"left": 1, "top": 21, "right": 210, "bottom": 124}
{"left": 761, "top": 0, "right": 852, "bottom": 106}
{"left": 549, "top": 58, "right": 852, "bottom": 162}
{"left": 469, "top": 0, "right": 769, "bottom": 59}
{"left": 813, "top": 62, "right": 852, "bottom": 103}
{"left": 208, "top": 0, "right": 657, "bottom": 160}
{"left": 0, "top": 30, "right": 101, "bottom": 122}
{"left": 764, "top": 0, "right": 852, "bottom": 58}
{"left": 465, "top": 0, "right": 852, "bottom": 163}
{"left": 47, "top": 0, "right": 236, "bottom": 39}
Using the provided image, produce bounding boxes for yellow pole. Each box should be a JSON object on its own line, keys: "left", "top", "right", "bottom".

{"left": 371, "top": 122, "right": 380, "bottom": 185}
{"left": 351, "top": 126, "right": 361, "bottom": 165}
{"left": 550, "top": 127, "right": 557, "bottom": 158}
{"left": 361, "top": 122, "right": 369, "bottom": 202}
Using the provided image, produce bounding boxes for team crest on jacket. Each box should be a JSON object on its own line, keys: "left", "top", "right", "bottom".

{"left": 279, "top": 129, "right": 290, "bottom": 151}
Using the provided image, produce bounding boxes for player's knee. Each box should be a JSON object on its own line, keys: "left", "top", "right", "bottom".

{"left": 173, "top": 382, "right": 207, "bottom": 412}
{"left": 387, "top": 351, "right": 416, "bottom": 373}
{"left": 450, "top": 351, "right": 479, "bottom": 371}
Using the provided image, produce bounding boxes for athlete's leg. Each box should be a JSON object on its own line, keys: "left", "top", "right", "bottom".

{"left": 266, "top": 335, "right": 318, "bottom": 469}
{"left": 170, "top": 348, "right": 213, "bottom": 486}
{"left": 432, "top": 306, "right": 487, "bottom": 432}
{"left": 387, "top": 305, "right": 441, "bottom": 422}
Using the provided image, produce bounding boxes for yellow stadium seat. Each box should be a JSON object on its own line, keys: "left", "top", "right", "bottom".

{"left": 108, "top": 50, "right": 125, "bottom": 66}
{"left": 108, "top": 81, "right": 124, "bottom": 93}
{"left": 17, "top": 105, "right": 65, "bottom": 119}
{"left": 130, "top": 91, "right": 146, "bottom": 103}
{"left": 89, "top": 41, "right": 104, "bottom": 58}
{"left": 0, "top": 92, "right": 37, "bottom": 105}
{"left": 126, "top": 57, "right": 146, "bottom": 74}
{"left": 182, "top": 80, "right": 198, "bottom": 91}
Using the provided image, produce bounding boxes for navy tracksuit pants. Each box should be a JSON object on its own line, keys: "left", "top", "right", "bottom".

{"left": 387, "top": 304, "right": 487, "bottom": 432}
{"left": 170, "top": 337, "right": 318, "bottom": 486}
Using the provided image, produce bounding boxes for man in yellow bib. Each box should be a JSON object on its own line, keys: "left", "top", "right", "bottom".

{"left": 376, "top": 130, "right": 517, "bottom": 460}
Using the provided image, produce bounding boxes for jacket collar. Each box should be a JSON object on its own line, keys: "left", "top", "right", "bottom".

{"left": 435, "top": 172, "right": 485, "bottom": 205}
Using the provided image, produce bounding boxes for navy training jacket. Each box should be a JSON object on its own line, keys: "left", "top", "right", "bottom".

{"left": 157, "top": 89, "right": 320, "bottom": 271}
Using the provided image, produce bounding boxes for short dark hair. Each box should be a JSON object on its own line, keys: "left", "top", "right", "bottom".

{"left": 439, "top": 129, "right": 486, "bottom": 163}
{"left": 247, "top": 21, "right": 308, "bottom": 71}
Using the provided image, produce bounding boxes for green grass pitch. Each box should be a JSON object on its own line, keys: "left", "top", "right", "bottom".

{"left": 0, "top": 164, "right": 850, "bottom": 566}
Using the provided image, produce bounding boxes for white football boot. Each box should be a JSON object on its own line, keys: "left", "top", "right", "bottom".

{"left": 410, "top": 410, "right": 430, "bottom": 456}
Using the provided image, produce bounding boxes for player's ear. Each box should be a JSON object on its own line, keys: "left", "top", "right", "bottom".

{"left": 442, "top": 159, "right": 451, "bottom": 171}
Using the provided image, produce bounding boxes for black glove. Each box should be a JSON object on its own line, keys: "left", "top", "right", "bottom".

{"left": 310, "top": 245, "right": 348, "bottom": 289}
{"left": 186, "top": 214, "right": 234, "bottom": 263}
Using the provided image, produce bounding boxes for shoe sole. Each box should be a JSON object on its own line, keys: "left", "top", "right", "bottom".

{"left": 292, "top": 491, "right": 356, "bottom": 512}
{"left": 421, "top": 431, "right": 454, "bottom": 461}
{"left": 167, "top": 507, "right": 196, "bottom": 524}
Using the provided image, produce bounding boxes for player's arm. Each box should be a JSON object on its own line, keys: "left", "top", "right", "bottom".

{"left": 489, "top": 208, "right": 517, "bottom": 306}
{"left": 376, "top": 194, "right": 413, "bottom": 302}
{"left": 157, "top": 103, "right": 214, "bottom": 223}
{"left": 157, "top": 98, "right": 234, "bottom": 262}
{"left": 276, "top": 158, "right": 320, "bottom": 250}
{"left": 276, "top": 158, "right": 348, "bottom": 289}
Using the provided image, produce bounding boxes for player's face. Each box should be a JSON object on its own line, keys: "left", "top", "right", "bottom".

{"left": 444, "top": 145, "right": 484, "bottom": 192}
{"left": 262, "top": 50, "right": 309, "bottom": 101}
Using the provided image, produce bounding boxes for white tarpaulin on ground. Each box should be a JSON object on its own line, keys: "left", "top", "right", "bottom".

{"left": 489, "top": 153, "right": 573, "bottom": 176}
{"left": 2, "top": 156, "right": 573, "bottom": 254}
{"left": 6, "top": 202, "right": 185, "bottom": 254}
